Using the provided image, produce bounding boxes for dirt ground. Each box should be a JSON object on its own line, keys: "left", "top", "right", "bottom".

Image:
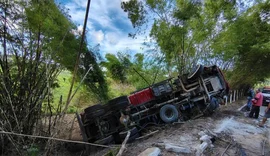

{"left": 57, "top": 99, "right": 270, "bottom": 156}
{"left": 120, "top": 99, "right": 270, "bottom": 156}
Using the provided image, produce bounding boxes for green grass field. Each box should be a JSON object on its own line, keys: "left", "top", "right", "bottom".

{"left": 47, "top": 70, "right": 136, "bottom": 114}
{"left": 46, "top": 70, "right": 93, "bottom": 113}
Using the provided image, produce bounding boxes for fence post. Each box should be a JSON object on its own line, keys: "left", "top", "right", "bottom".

{"left": 225, "top": 96, "right": 228, "bottom": 105}
{"left": 233, "top": 90, "right": 236, "bottom": 102}
{"left": 240, "top": 89, "right": 242, "bottom": 98}
{"left": 236, "top": 90, "right": 239, "bottom": 100}
{"left": 230, "top": 91, "right": 232, "bottom": 103}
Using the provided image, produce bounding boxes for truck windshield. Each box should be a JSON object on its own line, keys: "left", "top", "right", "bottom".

{"left": 262, "top": 89, "right": 270, "bottom": 94}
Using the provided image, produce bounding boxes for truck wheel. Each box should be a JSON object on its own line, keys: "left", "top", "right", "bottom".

{"left": 188, "top": 64, "right": 203, "bottom": 80}
{"left": 84, "top": 104, "right": 105, "bottom": 119}
{"left": 85, "top": 109, "right": 105, "bottom": 119}
{"left": 108, "top": 96, "right": 129, "bottom": 110}
{"left": 85, "top": 104, "right": 103, "bottom": 114}
{"left": 94, "top": 135, "right": 114, "bottom": 145}
{"left": 119, "top": 127, "right": 138, "bottom": 139}
{"left": 159, "top": 104, "right": 179, "bottom": 123}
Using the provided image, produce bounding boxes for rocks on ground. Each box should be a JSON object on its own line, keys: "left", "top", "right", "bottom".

{"left": 138, "top": 147, "right": 161, "bottom": 156}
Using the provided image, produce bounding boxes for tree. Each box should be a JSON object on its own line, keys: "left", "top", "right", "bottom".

{"left": 125, "top": 53, "right": 165, "bottom": 89}
{"left": 78, "top": 45, "right": 109, "bottom": 101}
{"left": 121, "top": 0, "right": 237, "bottom": 75}
{"left": 101, "top": 52, "right": 167, "bottom": 90}
{"left": 212, "top": 1, "right": 270, "bottom": 89}
{"left": 101, "top": 53, "right": 132, "bottom": 83}
{"left": 122, "top": 0, "right": 270, "bottom": 88}
{"left": 0, "top": 0, "right": 108, "bottom": 154}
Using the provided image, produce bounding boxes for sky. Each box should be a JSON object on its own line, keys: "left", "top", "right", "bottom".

{"left": 57, "top": 0, "right": 149, "bottom": 57}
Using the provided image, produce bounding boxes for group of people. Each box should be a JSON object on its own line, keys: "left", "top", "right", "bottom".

{"left": 246, "top": 88, "right": 270, "bottom": 127}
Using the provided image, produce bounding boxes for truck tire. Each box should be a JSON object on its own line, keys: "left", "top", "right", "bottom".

{"left": 119, "top": 127, "right": 138, "bottom": 139}
{"left": 84, "top": 104, "right": 105, "bottom": 119}
{"left": 108, "top": 96, "right": 129, "bottom": 110}
{"left": 85, "top": 109, "right": 105, "bottom": 119}
{"left": 188, "top": 64, "right": 203, "bottom": 80}
{"left": 159, "top": 104, "right": 179, "bottom": 123}
{"left": 85, "top": 104, "right": 103, "bottom": 114}
{"left": 94, "top": 135, "right": 114, "bottom": 145}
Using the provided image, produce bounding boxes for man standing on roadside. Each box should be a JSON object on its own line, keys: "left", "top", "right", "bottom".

{"left": 259, "top": 102, "right": 270, "bottom": 127}
{"left": 249, "top": 89, "right": 263, "bottom": 119}
{"left": 246, "top": 88, "right": 254, "bottom": 111}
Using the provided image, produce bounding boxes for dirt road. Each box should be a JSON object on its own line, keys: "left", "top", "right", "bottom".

{"left": 120, "top": 99, "right": 270, "bottom": 156}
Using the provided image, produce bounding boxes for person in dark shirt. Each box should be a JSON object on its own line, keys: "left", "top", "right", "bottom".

{"left": 246, "top": 88, "right": 254, "bottom": 111}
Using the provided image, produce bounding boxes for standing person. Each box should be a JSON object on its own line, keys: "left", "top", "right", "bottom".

{"left": 249, "top": 89, "right": 263, "bottom": 119}
{"left": 259, "top": 102, "right": 270, "bottom": 127}
{"left": 246, "top": 88, "right": 255, "bottom": 111}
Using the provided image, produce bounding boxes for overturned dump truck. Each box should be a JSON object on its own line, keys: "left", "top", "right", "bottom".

{"left": 77, "top": 65, "right": 229, "bottom": 145}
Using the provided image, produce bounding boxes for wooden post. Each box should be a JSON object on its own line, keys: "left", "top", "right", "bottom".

{"left": 230, "top": 91, "right": 232, "bottom": 103}
{"left": 116, "top": 131, "right": 130, "bottom": 156}
{"left": 236, "top": 90, "right": 239, "bottom": 100}
{"left": 240, "top": 90, "right": 242, "bottom": 97}
{"left": 241, "top": 90, "right": 243, "bottom": 97}
{"left": 233, "top": 90, "right": 236, "bottom": 102}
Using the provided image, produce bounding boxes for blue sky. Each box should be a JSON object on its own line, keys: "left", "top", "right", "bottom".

{"left": 57, "top": 0, "right": 149, "bottom": 57}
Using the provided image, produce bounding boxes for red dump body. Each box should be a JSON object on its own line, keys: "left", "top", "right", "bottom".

{"left": 128, "top": 88, "right": 154, "bottom": 106}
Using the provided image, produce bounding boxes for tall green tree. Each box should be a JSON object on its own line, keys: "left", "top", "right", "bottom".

{"left": 78, "top": 45, "right": 109, "bottom": 101}
{"left": 122, "top": 0, "right": 270, "bottom": 89}
{"left": 0, "top": 0, "right": 107, "bottom": 153}
{"left": 101, "top": 52, "right": 167, "bottom": 90}
{"left": 101, "top": 53, "right": 132, "bottom": 83}
{"left": 121, "top": 0, "right": 237, "bottom": 75}
{"left": 127, "top": 53, "right": 167, "bottom": 89}
{"left": 212, "top": 1, "right": 270, "bottom": 89}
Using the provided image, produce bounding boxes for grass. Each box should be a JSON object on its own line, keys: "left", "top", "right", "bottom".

{"left": 107, "top": 77, "right": 136, "bottom": 98}
{"left": 46, "top": 70, "right": 96, "bottom": 114}
{"left": 45, "top": 71, "right": 138, "bottom": 114}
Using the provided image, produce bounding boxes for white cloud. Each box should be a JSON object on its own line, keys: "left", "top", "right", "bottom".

{"left": 92, "top": 30, "right": 104, "bottom": 43}
{"left": 62, "top": 0, "right": 150, "bottom": 56}
{"left": 101, "top": 33, "right": 150, "bottom": 55}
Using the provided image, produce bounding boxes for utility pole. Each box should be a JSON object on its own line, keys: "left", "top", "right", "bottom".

{"left": 62, "top": 0, "right": 92, "bottom": 115}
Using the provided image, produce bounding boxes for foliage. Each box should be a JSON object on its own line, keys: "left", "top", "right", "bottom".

{"left": 0, "top": 0, "right": 107, "bottom": 154}
{"left": 78, "top": 45, "right": 109, "bottom": 102}
{"left": 212, "top": 1, "right": 270, "bottom": 89}
{"left": 101, "top": 52, "right": 167, "bottom": 91}
{"left": 26, "top": 145, "right": 39, "bottom": 156}
{"left": 122, "top": 0, "right": 237, "bottom": 75}
{"left": 122, "top": 0, "right": 270, "bottom": 88}
{"left": 107, "top": 77, "right": 136, "bottom": 98}
{"left": 101, "top": 53, "right": 131, "bottom": 83}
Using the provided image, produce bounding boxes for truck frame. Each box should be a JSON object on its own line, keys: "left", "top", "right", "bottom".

{"left": 77, "top": 64, "right": 229, "bottom": 145}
